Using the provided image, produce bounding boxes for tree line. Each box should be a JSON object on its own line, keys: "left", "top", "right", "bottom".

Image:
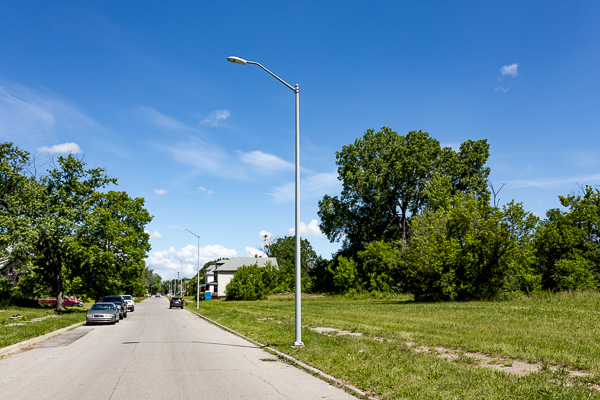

{"left": 227, "top": 128, "right": 599, "bottom": 301}
{"left": 0, "top": 142, "right": 154, "bottom": 309}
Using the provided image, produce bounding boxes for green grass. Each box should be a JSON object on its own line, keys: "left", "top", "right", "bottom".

{"left": 184, "top": 292, "right": 600, "bottom": 399}
{"left": 0, "top": 305, "right": 87, "bottom": 349}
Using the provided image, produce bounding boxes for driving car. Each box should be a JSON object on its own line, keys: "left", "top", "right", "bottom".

{"left": 100, "top": 295, "right": 128, "bottom": 319}
{"left": 169, "top": 296, "right": 184, "bottom": 309}
{"left": 122, "top": 294, "right": 135, "bottom": 312}
{"left": 86, "top": 302, "right": 119, "bottom": 325}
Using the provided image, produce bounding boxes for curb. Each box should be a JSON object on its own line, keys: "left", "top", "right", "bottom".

{"left": 187, "top": 309, "right": 378, "bottom": 400}
{"left": 0, "top": 321, "right": 85, "bottom": 357}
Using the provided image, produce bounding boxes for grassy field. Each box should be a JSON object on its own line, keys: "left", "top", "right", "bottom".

{"left": 184, "top": 291, "right": 600, "bottom": 399}
{"left": 0, "top": 306, "right": 86, "bottom": 350}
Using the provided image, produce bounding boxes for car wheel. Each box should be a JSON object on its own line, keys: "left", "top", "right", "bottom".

{"left": 124, "top": 313, "right": 127, "bottom": 318}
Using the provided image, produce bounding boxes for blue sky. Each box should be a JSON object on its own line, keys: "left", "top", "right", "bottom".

{"left": 1, "top": 1, "right": 599, "bottom": 281}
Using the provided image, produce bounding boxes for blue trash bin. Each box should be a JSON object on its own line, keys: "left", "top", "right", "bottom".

{"left": 205, "top": 292, "right": 212, "bottom": 300}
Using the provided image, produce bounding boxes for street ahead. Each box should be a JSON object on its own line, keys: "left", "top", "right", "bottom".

{"left": 0, "top": 296, "right": 355, "bottom": 400}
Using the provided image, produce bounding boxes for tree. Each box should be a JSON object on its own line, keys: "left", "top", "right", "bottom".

{"left": 318, "top": 128, "right": 490, "bottom": 255}
{"left": 71, "top": 191, "right": 152, "bottom": 300}
{"left": 14, "top": 155, "right": 116, "bottom": 309}
{"left": 225, "top": 262, "right": 278, "bottom": 301}
{"left": 406, "top": 192, "right": 539, "bottom": 301}
{"left": 263, "top": 236, "right": 318, "bottom": 292}
{"left": 534, "top": 186, "right": 600, "bottom": 290}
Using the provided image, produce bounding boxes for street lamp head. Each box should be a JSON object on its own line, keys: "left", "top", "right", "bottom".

{"left": 227, "top": 56, "right": 247, "bottom": 65}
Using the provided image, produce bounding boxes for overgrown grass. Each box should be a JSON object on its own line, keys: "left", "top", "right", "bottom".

{"left": 185, "top": 291, "right": 600, "bottom": 399}
{"left": 0, "top": 305, "right": 86, "bottom": 349}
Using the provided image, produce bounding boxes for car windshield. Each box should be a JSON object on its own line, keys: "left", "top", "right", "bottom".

{"left": 90, "top": 304, "right": 114, "bottom": 310}
{"left": 122, "top": 295, "right": 133, "bottom": 300}
{"left": 102, "top": 297, "right": 123, "bottom": 303}
{"left": 172, "top": 297, "right": 181, "bottom": 300}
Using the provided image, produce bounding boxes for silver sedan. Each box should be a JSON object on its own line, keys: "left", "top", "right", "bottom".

{"left": 86, "top": 302, "right": 119, "bottom": 325}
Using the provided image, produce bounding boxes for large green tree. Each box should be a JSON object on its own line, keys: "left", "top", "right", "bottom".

{"left": 70, "top": 190, "right": 152, "bottom": 300}
{"left": 263, "top": 236, "right": 318, "bottom": 292}
{"left": 318, "top": 128, "right": 490, "bottom": 255}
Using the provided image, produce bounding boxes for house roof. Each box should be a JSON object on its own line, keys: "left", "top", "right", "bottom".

{"left": 215, "top": 257, "right": 278, "bottom": 272}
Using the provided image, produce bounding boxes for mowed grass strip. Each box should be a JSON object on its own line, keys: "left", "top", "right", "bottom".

{"left": 186, "top": 292, "right": 600, "bottom": 399}
{"left": 0, "top": 307, "right": 86, "bottom": 349}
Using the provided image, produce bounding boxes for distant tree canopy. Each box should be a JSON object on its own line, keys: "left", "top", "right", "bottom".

{"left": 0, "top": 142, "right": 153, "bottom": 308}
{"left": 263, "top": 235, "right": 318, "bottom": 292}
{"left": 318, "top": 128, "right": 490, "bottom": 255}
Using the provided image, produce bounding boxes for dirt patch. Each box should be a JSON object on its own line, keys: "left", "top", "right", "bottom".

{"left": 309, "top": 327, "right": 362, "bottom": 337}
{"left": 310, "top": 326, "right": 596, "bottom": 387}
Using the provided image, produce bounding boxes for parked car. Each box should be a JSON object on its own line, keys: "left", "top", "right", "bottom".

{"left": 100, "top": 295, "right": 128, "bottom": 319}
{"left": 39, "top": 298, "right": 84, "bottom": 307}
{"left": 122, "top": 294, "right": 135, "bottom": 312}
{"left": 170, "top": 296, "right": 184, "bottom": 309}
{"left": 86, "top": 303, "right": 119, "bottom": 325}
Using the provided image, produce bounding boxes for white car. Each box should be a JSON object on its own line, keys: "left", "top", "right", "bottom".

{"left": 122, "top": 294, "right": 135, "bottom": 312}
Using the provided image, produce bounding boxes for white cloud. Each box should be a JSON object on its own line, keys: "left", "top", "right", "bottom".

{"left": 145, "top": 230, "right": 163, "bottom": 239}
{"left": 37, "top": 142, "right": 82, "bottom": 154}
{"left": 288, "top": 219, "right": 324, "bottom": 237}
{"left": 259, "top": 230, "right": 272, "bottom": 240}
{"left": 199, "top": 109, "right": 231, "bottom": 127}
{"left": 237, "top": 150, "right": 294, "bottom": 173}
{"left": 269, "top": 171, "right": 341, "bottom": 204}
{"left": 495, "top": 86, "right": 510, "bottom": 93}
{"left": 146, "top": 244, "right": 237, "bottom": 279}
{"left": 198, "top": 186, "right": 214, "bottom": 195}
{"left": 500, "top": 63, "right": 519, "bottom": 77}
{"left": 245, "top": 247, "right": 266, "bottom": 257}
{"left": 154, "top": 188, "right": 168, "bottom": 195}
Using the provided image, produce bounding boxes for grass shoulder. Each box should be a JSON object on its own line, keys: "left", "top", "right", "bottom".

{"left": 186, "top": 291, "right": 600, "bottom": 399}
{"left": 0, "top": 303, "right": 86, "bottom": 349}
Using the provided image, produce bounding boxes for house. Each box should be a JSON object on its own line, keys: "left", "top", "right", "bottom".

{"left": 213, "top": 256, "right": 278, "bottom": 298}
{"left": 0, "top": 258, "right": 19, "bottom": 286}
{"left": 204, "top": 264, "right": 217, "bottom": 294}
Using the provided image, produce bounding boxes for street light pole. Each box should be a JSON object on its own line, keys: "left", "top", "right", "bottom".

{"left": 180, "top": 228, "right": 201, "bottom": 309}
{"left": 227, "top": 55, "right": 304, "bottom": 347}
{"left": 175, "top": 257, "right": 184, "bottom": 296}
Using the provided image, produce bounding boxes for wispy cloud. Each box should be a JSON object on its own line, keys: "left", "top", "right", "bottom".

{"left": 0, "top": 81, "right": 102, "bottom": 142}
{"left": 288, "top": 219, "right": 324, "bottom": 237}
{"left": 237, "top": 150, "right": 294, "bottom": 173}
{"left": 198, "top": 186, "right": 214, "bottom": 195}
{"left": 500, "top": 63, "right": 519, "bottom": 77}
{"left": 507, "top": 173, "right": 600, "bottom": 189}
{"left": 37, "top": 142, "right": 82, "bottom": 154}
{"left": 139, "top": 106, "right": 189, "bottom": 131}
{"left": 199, "top": 109, "right": 231, "bottom": 127}
{"left": 154, "top": 188, "right": 168, "bottom": 195}
{"left": 495, "top": 86, "right": 510, "bottom": 93}
{"left": 269, "top": 171, "right": 341, "bottom": 204}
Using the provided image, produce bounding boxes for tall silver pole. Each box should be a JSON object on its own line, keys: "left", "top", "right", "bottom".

{"left": 292, "top": 84, "right": 303, "bottom": 347}
{"left": 197, "top": 236, "right": 200, "bottom": 309}
{"left": 227, "top": 56, "right": 303, "bottom": 347}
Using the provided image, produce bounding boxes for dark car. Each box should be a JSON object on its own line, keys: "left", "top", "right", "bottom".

{"left": 100, "top": 295, "right": 128, "bottom": 319}
{"left": 170, "top": 296, "right": 184, "bottom": 309}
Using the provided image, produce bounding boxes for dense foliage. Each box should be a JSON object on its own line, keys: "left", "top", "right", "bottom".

{"left": 0, "top": 142, "right": 154, "bottom": 307}
{"left": 225, "top": 262, "right": 279, "bottom": 300}
{"left": 312, "top": 129, "right": 600, "bottom": 300}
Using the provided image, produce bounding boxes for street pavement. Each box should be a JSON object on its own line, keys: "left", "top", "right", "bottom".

{"left": 0, "top": 296, "right": 356, "bottom": 400}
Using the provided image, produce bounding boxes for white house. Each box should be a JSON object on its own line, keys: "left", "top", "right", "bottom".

{"left": 204, "top": 264, "right": 217, "bottom": 294}
{"left": 214, "top": 256, "right": 278, "bottom": 298}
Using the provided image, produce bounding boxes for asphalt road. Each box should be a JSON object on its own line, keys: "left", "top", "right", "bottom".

{"left": 0, "top": 296, "right": 356, "bottom": 400}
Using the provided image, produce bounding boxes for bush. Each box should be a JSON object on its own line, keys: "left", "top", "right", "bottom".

{"left": 225, "top": 262, "right": 279, "bottom": 301}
